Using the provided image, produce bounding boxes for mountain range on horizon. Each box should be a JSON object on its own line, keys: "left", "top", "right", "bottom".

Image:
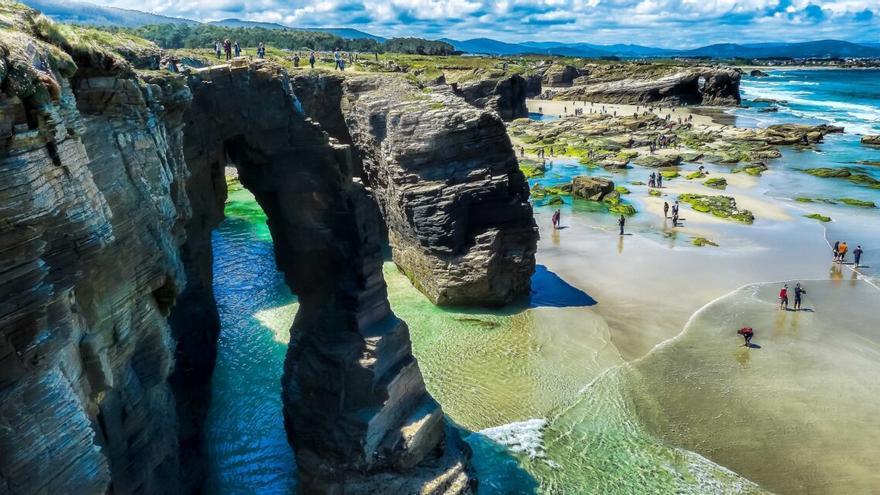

{"left": 19, "top": 0, "right": 880, "bottom": 60}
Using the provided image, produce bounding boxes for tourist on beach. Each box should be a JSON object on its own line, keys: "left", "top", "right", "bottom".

{"left": 552, "top": 209, "right": 561, "bottom": 229}
{"left": 234, "top": 41, "right": 241, "bottom": 57}
{"left": 309, "top": 51, "right": 316, "bottom": 69}
{"left": 663, "top": 202, "right": 670, "bottom": 218}
{"left": 618, "top": 214, "right": 626, "bottom": 235}
{"left": 657, "top": 173, "right": 663, "bottom": 188}
{"left": 793, "top": 283, "right": 806, "bottom": 311}
{"left": 833, "top": 241, "right": 841, "bottom": 261}
{"left": 737, "top": 326, "right": 754, "bottom": 347}
{"left": 839, "top": 241, "right": 848, "bottom": 263}
{"left": 649, "top": 172, "right": 656, "bottom": 188}
{"left": 223, "top": 39, "right": 232, "bottom": 60}
{"left": 779, "top": 284, "right": 789, "bottom": 310}
{"left": 672, "top": 211, "right": 679, "bottom": 227}
{"left": 854, "top": 245, "right": 863, "bottom": 267}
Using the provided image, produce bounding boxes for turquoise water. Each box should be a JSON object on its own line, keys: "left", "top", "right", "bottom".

{"left": 203, "top": 70, "right": 880, "bottom": 494}
{"left": 739, "top": 69, "right": 880, "bottom": 135}
{"left": 204, "top": 186, "right": 298, "bottom": 494}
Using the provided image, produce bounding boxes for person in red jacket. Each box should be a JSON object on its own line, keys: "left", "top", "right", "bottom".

{"left": 779, "top": 284, "right": 789, "bottom": 310}
{"left": 737, "top": 327, "right": 754, "bottom": 347}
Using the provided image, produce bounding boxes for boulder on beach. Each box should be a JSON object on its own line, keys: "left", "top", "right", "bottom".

{"left": 571, "top": 176, "right": 614, "bottom": 201}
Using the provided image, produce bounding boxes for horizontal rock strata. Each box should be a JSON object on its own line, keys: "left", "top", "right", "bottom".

{"left": 340, "top": 76, "right": 538, "bottom": 306}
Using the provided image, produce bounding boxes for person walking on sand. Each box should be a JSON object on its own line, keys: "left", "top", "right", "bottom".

{"left": 551, "top": 209, "right": 560, "bottom": 229}
{"left": 839, "top": 241, "right": 848, "bottom": 263}
{"left": 833, "top": 240, "right": 840, "bottom": 262}
{"left": 663, "top": 201, "right": 670, "bottom": 218}
{"left": 854, "top": 245, "right": 863, "bottom": 267}
{"left": 618, "top": 214, "right": 626, "bottom": 235}
{"left": 737, "top": 326, "right": 754, "bottom": 347}
{"left": 657, "top": 173, "right": 663, "bottom": 188}
{"left": 793, "top": 283, "right": 806, "bottom": 311}
{"left": 779, "top": 284, "right": 789, "bottom": 310}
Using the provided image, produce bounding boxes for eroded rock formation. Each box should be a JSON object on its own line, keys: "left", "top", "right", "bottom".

{"left": 2, "top": 7, "right": 483, "bottom": 494}
{"left": 553, "top": 67, "right": 742, "bottom": 106}
{"left": 340, "top": 76, "right": 538, "bottom": 306}
{"left": 450, "top": 73, "right": 529, "bottom": 120}
{"left": 183, "top": 60, "right": 474, "bottom": 493}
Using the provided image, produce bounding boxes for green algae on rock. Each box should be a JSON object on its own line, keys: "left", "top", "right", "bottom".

{"left": 692, "top": 237, "right": 719, "bottom": 247}
{"left": 805, "top": 213, "right": 832, "bottom": 222}
{"left": 703, "top": 177, "right": 727, "bottom": 189}
{"left": 648, "top": 189, "right": 662, "bottom": 197}
{"left": 615, "top": 186, "right": 631, "bottom": 194}
{"left": 804, "top": 167, "right": 851, "bottom": 178}
{"left": 838, "top": 198, "right": 876, "bottom": 208}
{"left": 678, "top": 193, "right": 755, "bottom": 224}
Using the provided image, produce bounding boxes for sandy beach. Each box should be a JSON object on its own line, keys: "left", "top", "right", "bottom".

{"left": 526, "top": 98, "right": 720, "bottom": 127}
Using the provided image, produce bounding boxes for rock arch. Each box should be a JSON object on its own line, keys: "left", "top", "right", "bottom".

{"left": 176, "top": 60, "right": 473, "bottom": 493}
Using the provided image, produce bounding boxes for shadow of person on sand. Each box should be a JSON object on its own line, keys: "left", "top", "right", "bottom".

{"left": 744, "top": 343, "right": 762, "bottom": 349}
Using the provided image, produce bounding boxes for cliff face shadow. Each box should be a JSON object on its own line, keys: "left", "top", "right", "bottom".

{"left": 529, "top": 264, "right": 597, "bottom": 309}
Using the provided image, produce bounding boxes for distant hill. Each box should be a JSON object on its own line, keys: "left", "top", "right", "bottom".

{"left": 20, "top": 0, "right": 196, "bottom": 26}
{"left": 442, "top": 38, "right": 614, "bottom": 57}
{"left": 680, "top": 40, "right": 880, "bottom": 59}
{"left": 208, "top": 19, "right": 386, "bottom": 42}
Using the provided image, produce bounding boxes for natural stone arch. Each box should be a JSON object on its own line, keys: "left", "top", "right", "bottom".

{"left": 176, "top": 60, "right": 473, "bottom": 493}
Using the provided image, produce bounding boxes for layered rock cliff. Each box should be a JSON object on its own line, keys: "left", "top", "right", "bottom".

{"left": 340, "top": 76, "right": 538, "bottom": 306}
{"left": 552, "top": 67, "right": 742, "bottom": 106}
{"left": 2, "top": 6, "right": 501, "bottom": 494}
{"left": 449, "top": 73, "right": 529, "bottom": 120}
{"left": 1, "top": 11, "right": 190, "bottom": 493}
{"left": 294, "top": 74, "right": 539, "bottom": 307}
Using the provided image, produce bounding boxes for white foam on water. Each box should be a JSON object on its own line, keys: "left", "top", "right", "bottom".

{"left": 478, "top": 418, "right": 548, "bottom": 460}
{"left": 742, "top": 83, "right": 880, "bottom": 134}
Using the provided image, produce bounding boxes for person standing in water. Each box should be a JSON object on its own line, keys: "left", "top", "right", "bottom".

{"left": 854, "top": 245, "right": 863, "bottom": 267}
{"left": 793, "top": 283, "right": 806, "bottom": 311}
{"left": 551, "top": 209, "right": 561, "bottom": 229}
{"left": 618, "top": 214, "right": 626, "bottom": 235}
{"left": 737, "top": 326, "right": 754, "bottom": 347}
{"left": 833, "top": 240, "right": 840, "bottom": 262}
{"left": 779, "top": 284, "right": 789, "bottom": 310}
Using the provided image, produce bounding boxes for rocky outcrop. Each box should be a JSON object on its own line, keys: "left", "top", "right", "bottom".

{"left": 451, "top": 73, "right": 529, "bottom": 120}
{"left": 760, "top": 123, "right": 844, "bottom": 144}
{"left": 750, "top": 69, "right": 769, "bottom": 77}
{"left": 571, "top": 176, "right": 614, "bottom": 200}
{"left": 2, "top": 7, "right": 477, "bottom": 495}
{"left": 341, "top": 76, "right": 538, "bottom": 306}
{"left": 861, "top": 135, "right": 880, "bottom": 146}
{"left": 553, "top": 67, "right": 741, "bottom": 106}
{"left": 542, "top": 64, "right": 581, "bottom": 87}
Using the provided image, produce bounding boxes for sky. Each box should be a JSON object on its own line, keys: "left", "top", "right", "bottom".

{"left": 94, "top": 0, "right": 880, "bottom": 47}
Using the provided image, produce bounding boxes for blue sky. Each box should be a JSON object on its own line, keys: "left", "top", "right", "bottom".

{"left": 97, "top": 0, "right": 880, "bottom": 47}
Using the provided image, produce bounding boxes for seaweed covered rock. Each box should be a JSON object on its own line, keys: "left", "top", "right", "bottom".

{"left": 679, "top": 194, "right": 755, "bottom": 224}
{"left": 571, "top": 176, "right": 614, "bottom": 200}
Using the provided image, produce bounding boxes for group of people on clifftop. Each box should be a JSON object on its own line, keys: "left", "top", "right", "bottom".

{"left": 215, "top": 40, "right": 242, "bottom": 60}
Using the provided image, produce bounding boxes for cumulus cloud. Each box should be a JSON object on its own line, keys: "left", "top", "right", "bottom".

{"left": 94, "top": 0, "right": 879, "bottom": 46}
